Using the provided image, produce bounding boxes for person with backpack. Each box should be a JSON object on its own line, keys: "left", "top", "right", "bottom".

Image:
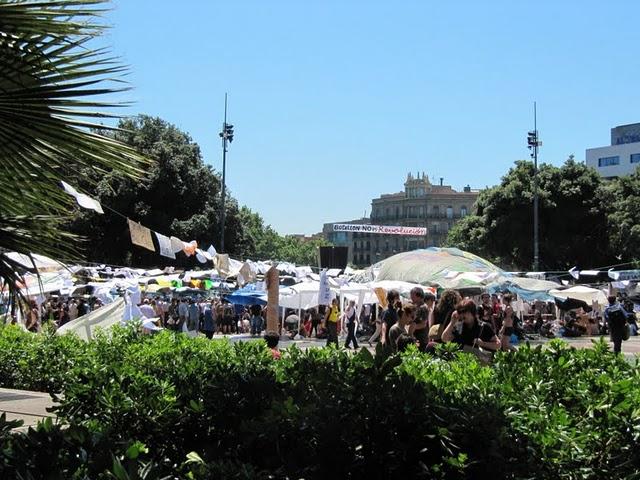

{"left": 604, "top": 295, "right": 632, "bottom": 354}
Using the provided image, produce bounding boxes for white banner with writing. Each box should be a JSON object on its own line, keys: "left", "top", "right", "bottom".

{"left": 318, "top": 269, "right": 332, "bottom": 306}
{"left": 333, "top": 223, "right": 427, "bottom": 236}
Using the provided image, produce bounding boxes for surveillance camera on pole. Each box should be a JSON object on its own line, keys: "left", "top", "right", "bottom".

{"left": 218, "top": 95, "right": 235, "bottom": 253}
{"left": 527, "top": 104, "right": 541, "bottom": 271}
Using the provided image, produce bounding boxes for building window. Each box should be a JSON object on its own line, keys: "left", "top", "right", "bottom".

{"left": 432, "top": 223, "right": 439, "bottom": 234}
{"left": 432, "top": 205, "right": 439, "bottom": 217}
{"left": 419, "top": 206, "right": 425, "bottom": 217}
{"left": 385, "top": 208, "right": 390, "bottom": 218}
{"left": 460, "top": 206, "right": 468, "bottom": 217}
{"left": 631, "top": 153, "right": 640, "bottom": 164}
{"left": 395, "top": 207, "right": 400, "bottom": 218}
{"left": 598, "top": 156, "right": 620, "bottom": 167}
{"left": 446, "top": 206, "right": 453, "bottom": 219}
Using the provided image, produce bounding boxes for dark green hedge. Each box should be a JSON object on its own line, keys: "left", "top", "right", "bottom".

{"left": 0, "top": 324, "right": 638, "bottom": 479}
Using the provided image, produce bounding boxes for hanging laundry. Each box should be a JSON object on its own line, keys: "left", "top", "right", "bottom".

{"left": 128, "top": 219, "right": 155, "bottom": 251}
{"left": 215, "top": 254, "right": 230, "bottom": 277}
{"left": 183, "top": 240, "right": 198, "bottom": 257}
{"left": 154, "top": 232, "right": 176, "bottom": 259}
{"left": 170, "top": 236, "right": 185, "bottom": 254}
{"left": 61, "top": 181, "right": 104, "bottom": 214}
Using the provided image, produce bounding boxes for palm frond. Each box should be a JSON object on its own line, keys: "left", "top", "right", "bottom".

{"left": 0, "top": 0, "right": 152, "bottom": 304}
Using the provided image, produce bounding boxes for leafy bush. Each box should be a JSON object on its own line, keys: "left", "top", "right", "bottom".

{"left": 0, "top": 325, "right": 639, "bottom": 479}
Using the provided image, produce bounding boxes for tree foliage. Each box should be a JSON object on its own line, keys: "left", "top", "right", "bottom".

{"left": 69, "top": 116, "right": 326, "bottom": 267}
{"left": 445, "top": 158, "right": 620, "bottom": 270}
{"left": 604, "top": 169, "right": 640, "bottom": 263}
{"left": 239, "top": 206, "right": 329, "bottom": 265}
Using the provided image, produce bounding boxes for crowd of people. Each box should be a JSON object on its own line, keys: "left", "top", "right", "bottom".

{"left": 313, "top": 288, "right": 638, "bottom": 357}
{"left": 7, "top": 285, "right": 638, "bottom": 357}
{"left": 17, "top": 297, "right": 104, "bottom": 332}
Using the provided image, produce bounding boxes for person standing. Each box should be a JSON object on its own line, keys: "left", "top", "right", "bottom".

{"left": 77, "top": 298, "right": 88, "bottom": 318}
{"left": 343, "top": 299, "right": 359, "bottom": 349}
{"left": 389, "top": 303, "right": 415, "bottom": 353}
{"left": 202, "top": 301, "right": 216, "bottom": 339}
{"left": 68, "top": 299, "right": 78, "bottom": 321}
{"left": 250, "top": 303, "right": 263, "bottom": 336}
{"left": 310, "top": 308, "right": 320, "bottom": 338}
{"left": 408, "top": 287, "right": 429, "bottom": 351}
{"left": 604, "top": 295, "right": 631, "bottom": 354}
{"left": 380, "top": 290, "right": 400, "bottom": 349}
{"left": 324, "top": 297, "right": 340, "bottom": 347}
{"left": 26, "top": 300, "right": 40, "bottom": 332}
{"left": 177, "top": 298, "right": 188, "bottom": 331}
{"left": 500, "top": 294, "right": 515, "bottom": 351}
{"left": 368, "top": 306, "right": 383, "bottom": 345}
{"left": 186, "top": 298, "right": 200, "bottom": 337}
{"left": 432, "top": 289, "right": 461, "bottom": 340}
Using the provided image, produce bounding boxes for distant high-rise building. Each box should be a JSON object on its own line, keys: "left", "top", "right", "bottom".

{"left": 586, "top": 123, "right": 640, "bottom": 179}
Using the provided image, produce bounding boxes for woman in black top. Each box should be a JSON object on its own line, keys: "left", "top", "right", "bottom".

{"left": 380, "top": 290, "right": 400, "bottom": 347}
{"left": 432, "top": 289, "right": 462, "bottom": 340}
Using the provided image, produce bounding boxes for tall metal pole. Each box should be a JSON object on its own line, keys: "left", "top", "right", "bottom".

{"left": 220, "top": 93, "right": 228, "bottom": 253}
{"left": 532, "top": 102, "right": 540, "bottom": 271}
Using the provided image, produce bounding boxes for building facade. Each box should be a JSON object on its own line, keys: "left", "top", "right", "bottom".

{"left": 586, "top": 123, "right": 640, "bottom": 179}
{"left": 322, "top": 173, "right": 479, "bottom": 267}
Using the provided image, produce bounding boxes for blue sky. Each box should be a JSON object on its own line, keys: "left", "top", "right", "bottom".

{"left": 106, "top": 0, "right": 640, "bottom": 234}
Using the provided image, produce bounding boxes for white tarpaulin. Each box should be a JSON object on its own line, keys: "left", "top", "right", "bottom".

{"left": 550, "top": 285, "right": 608, "bottom": 305}
{"left": 56, "top": 298, "right": 125, "bottom": 341}
{"left": 4, "top": 252, "right": 66, "bottom": 272}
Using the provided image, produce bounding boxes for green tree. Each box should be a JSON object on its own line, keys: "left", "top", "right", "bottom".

{"left": 69, "top": 115, "right": 250, "bottom": 266}
{"left": 445, "top": 158, "right": 614, "bottom": 270}
{"left": 0, "top": 1, "right": 148, "bottom": 299}
{"left": 605, "top": 169, "right": 640, "bottom": 264}
{"left": 238, "top": 207, "right": 329, "bottom": 265}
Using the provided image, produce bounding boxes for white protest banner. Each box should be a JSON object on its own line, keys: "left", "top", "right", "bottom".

{"left": 318, "top": 269, "right": 332, "bottom": 306}
{"left": 333, "top": 223, "right": 427, "bottom": 236}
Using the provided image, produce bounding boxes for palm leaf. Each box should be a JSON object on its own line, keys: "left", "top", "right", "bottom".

{"left": 0, "top": 0, "right": 152, "bottom": 306}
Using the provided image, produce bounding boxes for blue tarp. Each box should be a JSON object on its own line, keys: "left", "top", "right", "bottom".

{"left": 225, "top": 285, "right": 267, "bottom": 306}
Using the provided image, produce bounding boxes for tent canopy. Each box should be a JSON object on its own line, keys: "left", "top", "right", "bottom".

{"left": 550, "top": 285, "right": 608, "bottom": 305}
{"left": 371, "top": 247, "right": 559, "bottom": 298}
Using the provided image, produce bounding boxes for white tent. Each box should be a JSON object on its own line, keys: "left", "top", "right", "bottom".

{"left": 279, "top": 281, "right": 336, "bottom": 310}
{"left": 550, "top": 285, "right": 608, "bottom": 305}
{"left": 56, "top": 298, "right": 125, "bottom": 340}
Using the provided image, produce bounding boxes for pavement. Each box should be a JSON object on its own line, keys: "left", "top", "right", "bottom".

{"left": 0, "top": 387, "right": 56, "bottom": 432}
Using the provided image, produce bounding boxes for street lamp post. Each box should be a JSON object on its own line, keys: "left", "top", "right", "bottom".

{"left": 527, "top": 102, "right": 541, "bottom": 271}
{"left": 218, "top": 93, "right": 234, "bottom": 253}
